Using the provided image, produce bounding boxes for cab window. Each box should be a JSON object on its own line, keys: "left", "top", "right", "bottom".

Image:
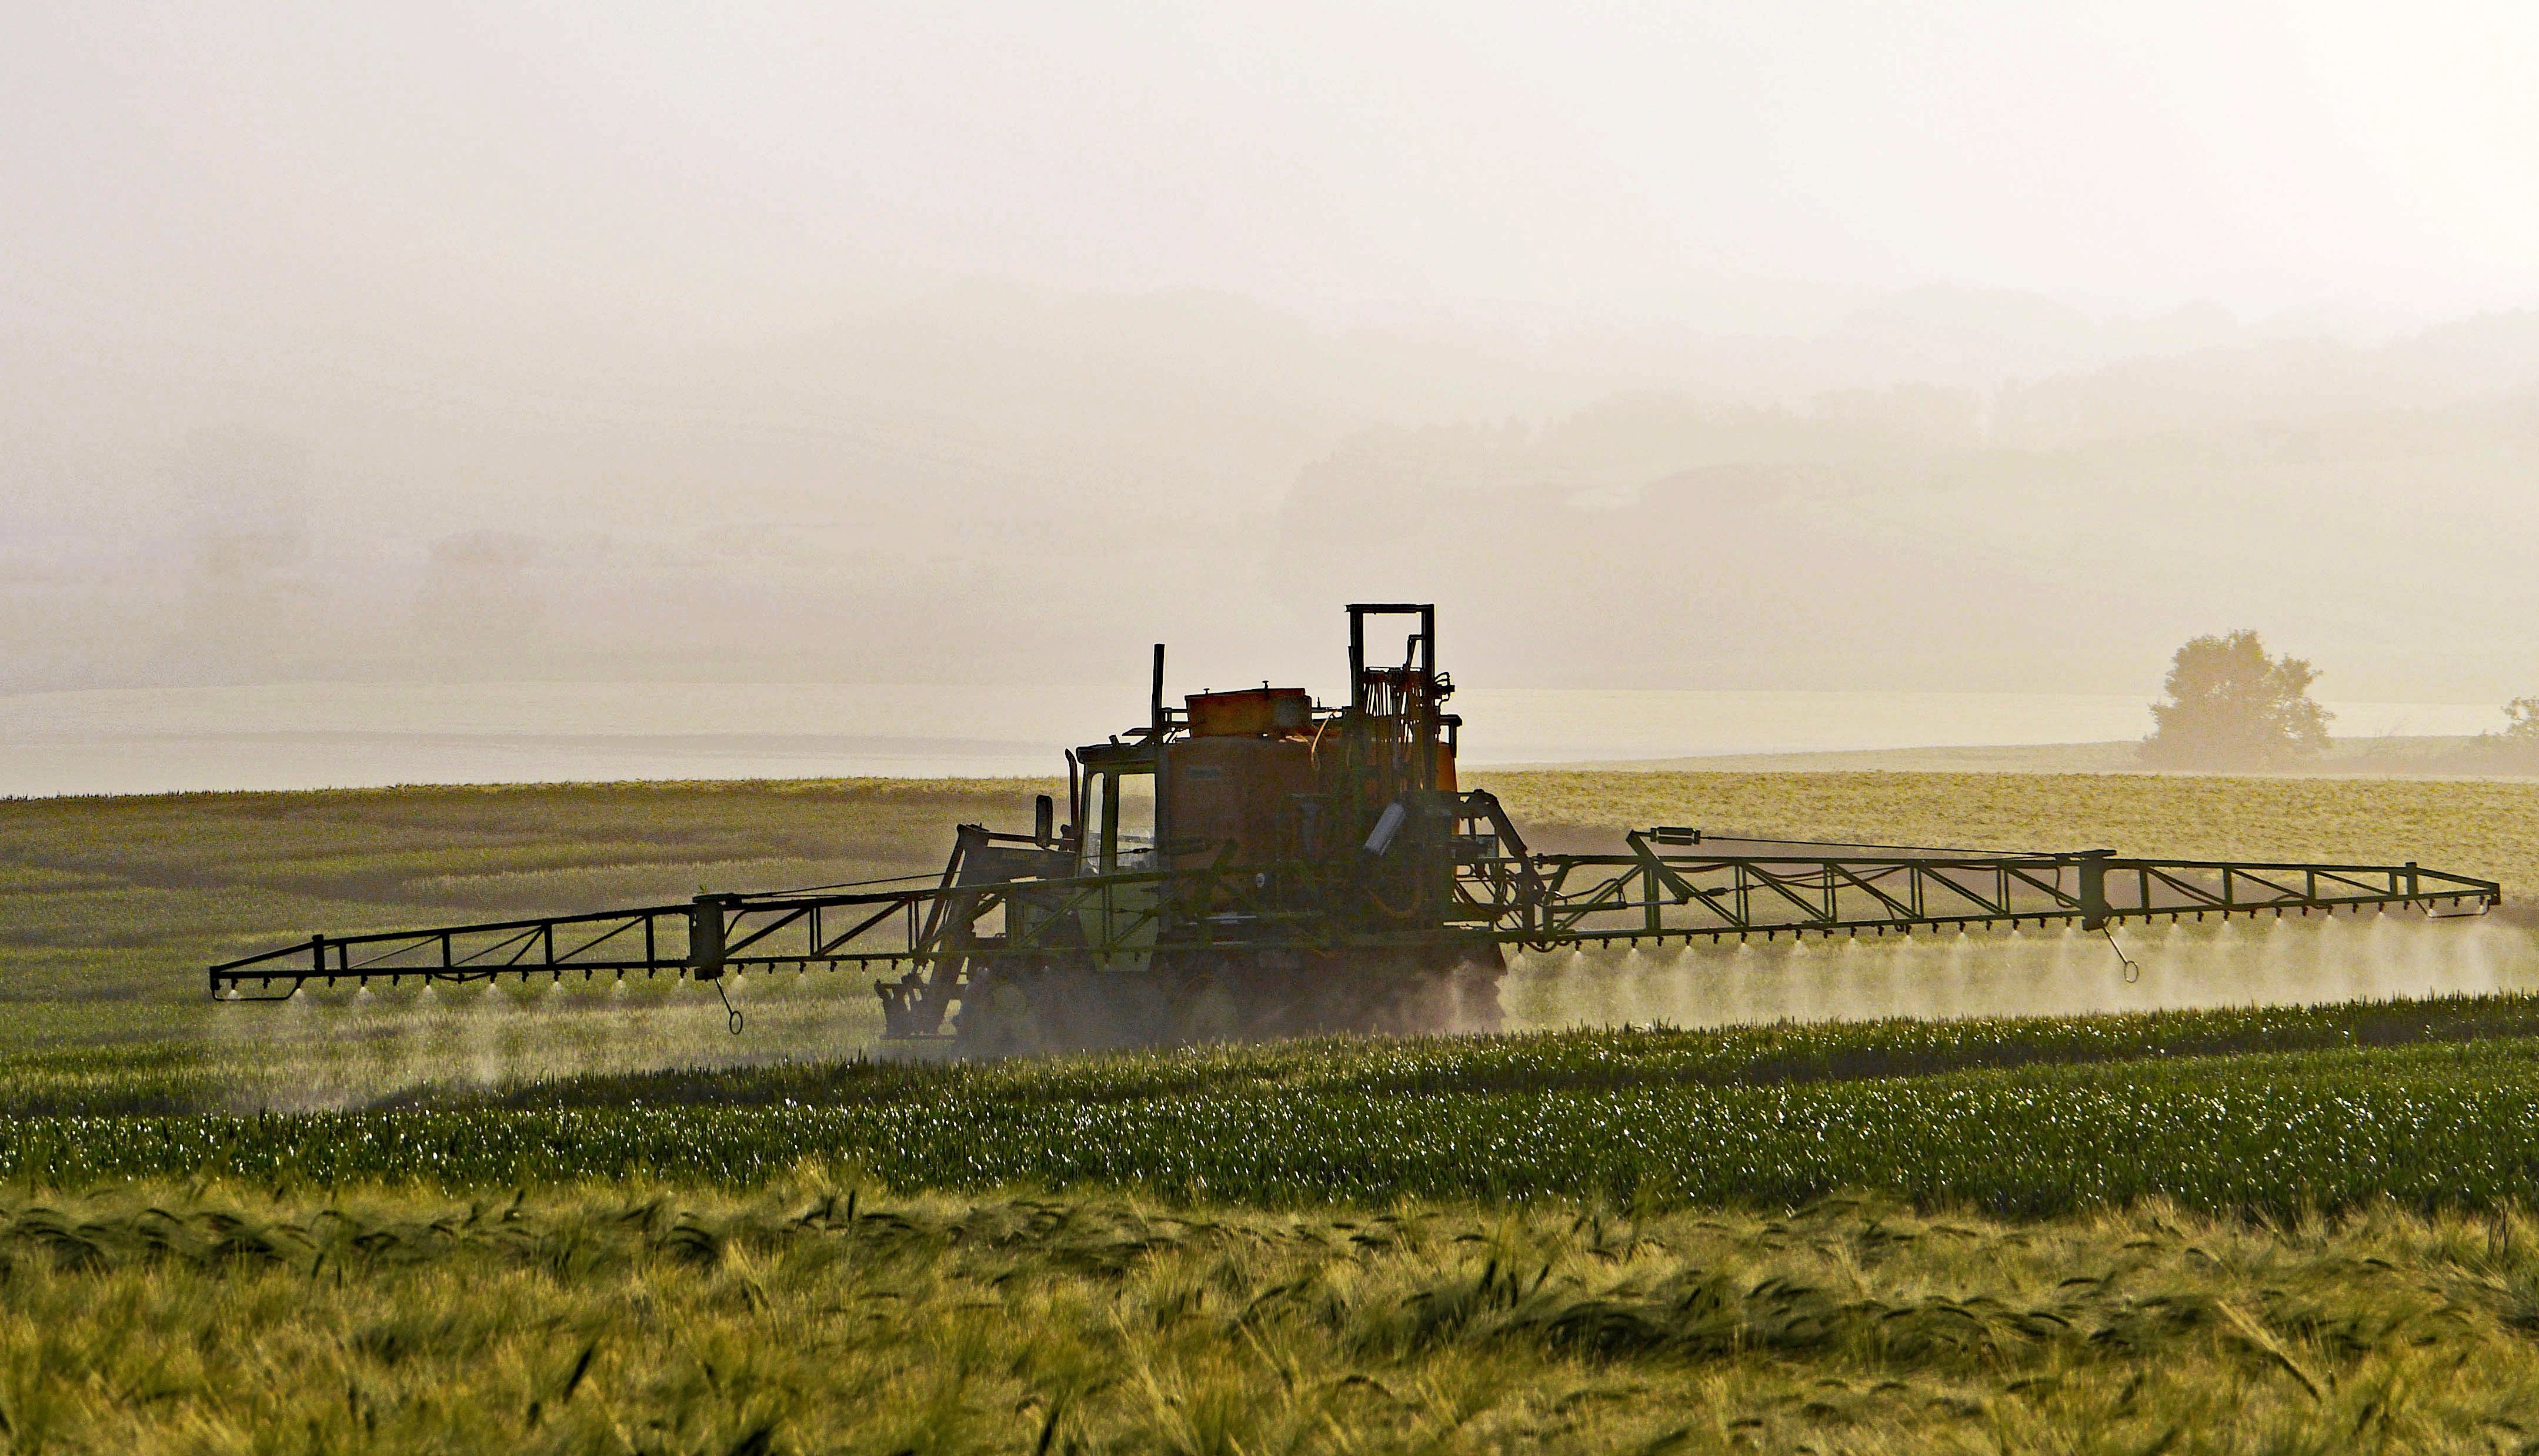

{"left": 1079, "top": 767, "right": 1157, "bottom": 873}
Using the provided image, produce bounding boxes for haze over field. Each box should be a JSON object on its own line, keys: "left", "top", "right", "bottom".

{"left": 8, "top": 1, "right": 2539, "bottom": 719}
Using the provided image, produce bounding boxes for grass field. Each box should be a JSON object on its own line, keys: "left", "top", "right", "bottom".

{"left": 6, "top": 771, "right": 2539, "bottom": 1450}
{"left": 0, "top": 777, "right": 1052, "bottom": 1051}
{"left": 1486, "top": 772, "right": 2539, "bottom": 901}
{"left": 8, "top": 770, "right": 2537, "bottom": 1049}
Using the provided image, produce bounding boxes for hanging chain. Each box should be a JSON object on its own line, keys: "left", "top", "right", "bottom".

{"left": 2101, "top": 924, "right": 2142, "bottom": 984}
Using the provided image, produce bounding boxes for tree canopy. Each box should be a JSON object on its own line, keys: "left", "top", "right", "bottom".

{"left": 2140, "top": 630, "right": 2333, "bottom": 769}
{"left": 2497, "top": 697, "right": 2539, "bottom": 744}
{"left": 2450, "top": 695, "right": 2539, "bottom": 772}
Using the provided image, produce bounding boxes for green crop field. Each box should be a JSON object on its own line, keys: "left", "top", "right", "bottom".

{"left": 6, "top": 772, "right": 2539, "bottom": 1451}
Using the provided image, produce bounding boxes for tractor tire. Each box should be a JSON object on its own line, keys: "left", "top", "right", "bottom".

{"left": 1169, "top": 973, "right": 1245, "bottom": 1045}
{"left": 953, "top": 976, "right": 1046, "bottom": 1058}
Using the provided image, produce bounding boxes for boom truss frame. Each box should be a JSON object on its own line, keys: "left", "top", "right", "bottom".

{"left": 207, "top": 829, "right": 2501, "bottom": 1001}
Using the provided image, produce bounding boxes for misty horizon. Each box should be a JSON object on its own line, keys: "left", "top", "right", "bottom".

{"left": 9, "top": 2, "right": 2539, "bottom": 725}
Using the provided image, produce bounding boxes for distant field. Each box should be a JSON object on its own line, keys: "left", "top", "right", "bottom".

{"left": 1485, "top": 770, "right": 2539, "bottom": 904}
{"left": 5, "top": 770, "right": 2536, "bottom": 1053}
{"left": 0, "top": 777, "right": 1056, "bottom": 1050}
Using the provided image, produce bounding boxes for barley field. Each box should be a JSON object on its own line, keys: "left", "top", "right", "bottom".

{"left": 5, "top": 1176, "right": 2534, "bottom": 1454}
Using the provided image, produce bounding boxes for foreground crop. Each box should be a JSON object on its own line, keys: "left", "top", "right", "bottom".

{"left": 4, "top": 1178, "right": 2536, "bottom": 1454}
{"left": 18, "top": 1013, "right": 2539, "bottom": 1215}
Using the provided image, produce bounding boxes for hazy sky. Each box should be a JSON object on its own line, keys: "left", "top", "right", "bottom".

{"left": 13, "top": 0, "right": 2539, "bottom": 345}
{"left": 9, "top": 1, "right": 2539, "bottom": 713}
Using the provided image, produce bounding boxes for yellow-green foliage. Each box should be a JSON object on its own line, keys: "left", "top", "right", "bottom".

{"left": 1481, "top": 771, "right": 2539, "bottom": 905}
{"left": 5, "top": 772, "right": 2533, "bottom": 1052}
{"left": 0, "top": 779, "right": 1050, "bottom": 1047}
{"left": 1, "top": 1177, "right": 2535, "bottom": 1454}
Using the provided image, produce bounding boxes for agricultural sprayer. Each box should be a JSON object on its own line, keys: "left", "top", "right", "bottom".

{"left": 211, "top": 605, "right": 2504, "bottom": 1053}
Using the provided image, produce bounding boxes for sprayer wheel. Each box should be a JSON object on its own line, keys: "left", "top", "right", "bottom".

{"left": 956, "top": 977, "right": 1046, "bottom": 1058}
{"left": 1169, "top": 974, "right": 1243, "bottom": 1045}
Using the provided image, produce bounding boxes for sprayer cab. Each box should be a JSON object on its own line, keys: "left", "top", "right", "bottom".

{"left": 1064, "top": 605, "right": 1462, "bottom": 884}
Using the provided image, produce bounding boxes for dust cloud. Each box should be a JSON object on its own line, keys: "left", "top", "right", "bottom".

{"left": 209, "top": 971, "right": 884, "bottom": 1112}
{"left": 1502, "top": 912, "right": 2539, "bottom": 1033}
{"left": 207, "top": 912, "right": 2539, "bottom": 1106}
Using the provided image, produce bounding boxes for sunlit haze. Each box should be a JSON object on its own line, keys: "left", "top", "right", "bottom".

{"left": 8, "top": 1, "right": 2539, "bottom": 780}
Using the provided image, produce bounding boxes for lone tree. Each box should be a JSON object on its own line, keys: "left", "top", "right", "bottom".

{"left": 2140, "top": 630, "right": 2333, "bottom": 769}
{"left": 2495, "top": 696, "right": 2539, "bottom": 745}
{"left": 2459, "top": 695, "right": 2539, "bottom": 770}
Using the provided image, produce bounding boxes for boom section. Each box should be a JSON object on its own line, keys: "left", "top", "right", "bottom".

{"left": 1484, "top": 830, "right": 2501, "bottom": 950}
{"left": 207, "top": 827, "right": 2501, "bottom": 1000}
